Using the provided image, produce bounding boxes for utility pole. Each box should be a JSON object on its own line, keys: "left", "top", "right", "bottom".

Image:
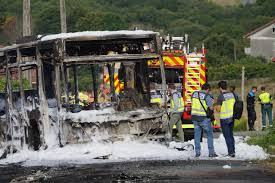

{"left": 60, "top": 0, "right": 69, "bottom": 84}
{"left": 23, "top": 0, "right": 32, "bottom": 86}
{"left": 234, "top": 40, "right": 237, "bottom": 61}
{"left": 60, "top": 0, "right": 67, "bottom": 33}
{"left": 241, "top": 66, "right": 245, "bottom": 101}
{"left": 23, "top": 0, "right": 31, "bottom": 36}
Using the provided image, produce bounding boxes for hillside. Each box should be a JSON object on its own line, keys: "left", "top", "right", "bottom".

{"left": 210, "top": 0, "right": 240, "bottom": 6}
{"left": 0, "top": 0, "right": 274, "bottom": 80}
{"left": 210, "top": 0, "right": 258, "bottom": 6}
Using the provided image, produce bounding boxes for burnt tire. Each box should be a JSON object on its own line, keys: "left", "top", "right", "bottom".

{"left": 184, "top": 130, "right": 194, "bottom": 141}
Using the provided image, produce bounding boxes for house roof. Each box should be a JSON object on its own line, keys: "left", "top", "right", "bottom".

{"left": 243, "top": 19, "right": 275, "bottom": 39}
{"left": 272, "top": 57, "right": 275, "bottom": 62}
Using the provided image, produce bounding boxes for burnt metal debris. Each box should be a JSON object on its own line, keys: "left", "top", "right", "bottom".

{"left": 0, "top": 31, "right": 168, "bottom": 152}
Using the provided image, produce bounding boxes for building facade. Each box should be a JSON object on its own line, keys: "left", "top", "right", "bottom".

{"left": 244, "top": 19, "right": 275, "bottom": 62}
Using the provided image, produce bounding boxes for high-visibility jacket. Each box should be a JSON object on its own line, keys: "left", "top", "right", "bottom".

{"left": 171, "top": 91, "right": 184, "bottom": 113}
{"left": 61, "top": 95, "right": 75, "bottom": 104}
{"left": 150, "top": 91, "right": 162, "bottom": 105}
{"left": 258, "top": 92, "right": 271, "bottom": 104}
{"left": 220, "top": 92, "right": 235, "bottom": 120}
{"left": 78, "top": 92, "right": 89, "bottom": 106}
{"left": 62, "top": 92, "right": 89, "bottom": 106}
{"left": 191, "top": 91, "right": 208, "bottom": 117}
{"left": 213, "top": 120, "right": 218, "bottom": 126}
{"left": 150, "top": 97, "right": 162, "bottom": 104}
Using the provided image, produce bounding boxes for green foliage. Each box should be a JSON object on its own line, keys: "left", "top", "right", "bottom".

{"left": 248, "top": 127, "right": 275, "bottom": 153}
{"left": 234, "top": 117, "right": 248, "bottom": 131}
{"left": 207, "top": 56, "right": 275, "bottom": 81}
{"left": 75, "top": 12, "right": 127, "bottom": 31}
{"left": 0, "top": 0, "right": 275, "bottom": 80}
{"left": 0, "top": 16, "right": 5, "bottom": 31}
{"left": 32, "top": 0, "right": 60, "bottom": 34}
{"left": 0, "top": 77, "right": 31, "bottom": 92}
{"left": 0, "top": 0, "right": 274, "bottom": 45}
{"left": 0, "top": 77, "right": 5, "bottom": 92}
{"left": 78, "top": 75, "right": 93, "bottom": 91}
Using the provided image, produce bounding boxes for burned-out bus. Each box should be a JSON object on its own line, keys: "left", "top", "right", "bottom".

{"left": 0, "top": 31, "right": 168, "bottom": 151}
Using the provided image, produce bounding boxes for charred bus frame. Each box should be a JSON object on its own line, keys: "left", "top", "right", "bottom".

{"left": 0, "top": 31, "right": 168, "bottom": 150}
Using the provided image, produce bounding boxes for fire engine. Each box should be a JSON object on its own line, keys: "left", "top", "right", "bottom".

{"left": 148, "top": 35, "right": 218, "bottom": 140}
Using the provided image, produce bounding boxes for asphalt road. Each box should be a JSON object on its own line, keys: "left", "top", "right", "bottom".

{"left": 1, "top": 160, "right": 275, "bottom": 183}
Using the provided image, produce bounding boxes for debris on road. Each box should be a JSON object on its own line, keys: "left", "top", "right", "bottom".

{"left": 223, "top": 165, "right": 232, "bottom": 169}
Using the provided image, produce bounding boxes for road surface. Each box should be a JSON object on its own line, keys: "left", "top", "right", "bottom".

{"left": 1, "top": 160, "right": 275, "bottom": 183}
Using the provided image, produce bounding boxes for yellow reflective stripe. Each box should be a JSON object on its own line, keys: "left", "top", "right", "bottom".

{"left": 178, "top": 97, "right": 184, "bottom": 111}
{"left": 173, "top": 124, "right": 194, "bottom": 129}
{"left": 174, "top": 57, "right": 184, "bottom": 65}
{"left": 151, "top": 98, "right": 161, "bottom": 103}
{"left": 164, "top": 56, "right": 177, "bottom": 66}
{"left": 182, "top": 124, "right": 194, "bottom": 128}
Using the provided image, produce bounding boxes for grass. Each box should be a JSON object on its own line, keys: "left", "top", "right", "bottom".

{"left": 234, "top": 117, "right": 248, "bottom": 131}
{"left": 247, "top": 125, "right": 275, "bottom": 154}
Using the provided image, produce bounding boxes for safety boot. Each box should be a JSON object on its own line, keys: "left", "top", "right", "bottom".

{"left": 209, "top": 153, "right": 218, "bottom": 158}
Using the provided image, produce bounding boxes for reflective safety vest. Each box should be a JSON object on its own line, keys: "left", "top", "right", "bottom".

{"left": 61, "top": 95, "right": 75, "bottom": 104}
{"left": 220, "top": 92, "right": 235, "bottom": 120}
{"left": 258, "top": 92, "right": 271, "bottom": 104}
{"left": 213, "top": 120, "right": 218, "bottom": 126}
{"left": 61, "top": 92, "right": 89, "bottom": 106}
{"left": 150, "top": 92, "right": 162, "bottom": 104}
{"left": 78, "top": 92, "right": 89, "bottom": 106}
{"left": 171, "top": 92, "right": 184, "bottom": 113}
{"left": 191, "top": 91, "right": 208, "bottom": 117}
{"left": 150, "top": 97, "right": 162, "bottom": 104}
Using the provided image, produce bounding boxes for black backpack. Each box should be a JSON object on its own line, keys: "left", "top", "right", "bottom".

{"left": 233, "top": 93, "right": 243, "bottom": 120}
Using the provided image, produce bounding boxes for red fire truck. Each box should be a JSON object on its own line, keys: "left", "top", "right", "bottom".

{"left": 148, "top": 35, "right": 218, "bottom": 140}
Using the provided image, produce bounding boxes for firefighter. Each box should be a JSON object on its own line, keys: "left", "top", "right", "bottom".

{"left": 216, "top": 81, "right": 236, "bottom": 157}
{"left": 62, "top": 91, "right": 89, "bottom": 108}
{"left": 167, "top": 83, "right": 184, "bottom": 142}
{"left": 258, "top": 86, "right": 273, "bottom": 130}
{"left": 78, "top": 91, "right": 90, "bottom": 106}
{"left": 247, "top": 86, "right": 257, "bottom": 131}
{"left": 150, "top": 89, "right": 162, "bottom": 106}
{"left": 191, "top": 83, "right": 217, "bottom": 158}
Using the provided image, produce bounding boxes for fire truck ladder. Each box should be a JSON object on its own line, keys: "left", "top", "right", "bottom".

{"left": 185, "top": 57, "right": 201, "bottom": 104}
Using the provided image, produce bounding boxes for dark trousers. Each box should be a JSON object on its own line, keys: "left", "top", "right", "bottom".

{"left": 221, "top": 121, "right": 235, "bottom": 155}
{"left": 247, "top": 107, "right": 256, "bottom": 129}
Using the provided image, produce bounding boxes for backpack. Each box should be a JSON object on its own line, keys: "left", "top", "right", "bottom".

{"left": 233, "top": 93, "right": 243, "bottom": 120}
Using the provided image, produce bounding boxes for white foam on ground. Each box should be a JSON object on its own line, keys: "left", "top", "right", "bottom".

{"left": 0, "top": 135, "right": 268, "bottom": 166}
{"left": 223, "top": 165, "right": 231, "bottom": 169}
